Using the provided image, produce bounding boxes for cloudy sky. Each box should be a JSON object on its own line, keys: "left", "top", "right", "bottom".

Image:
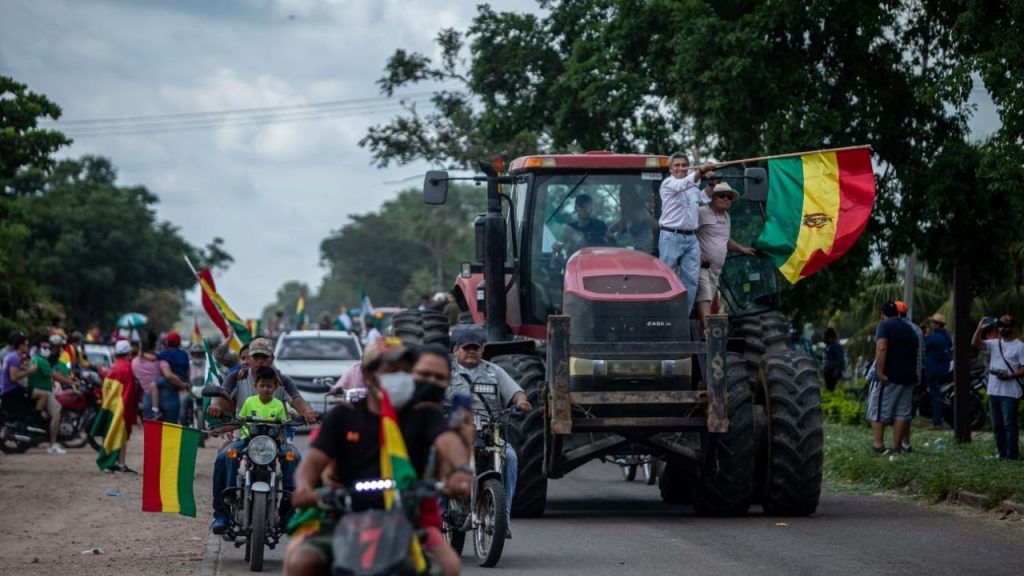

{"left": 0, "top": 0, "right": 534, "bottom": 318}
{"left": 0, "top": 0, "right": 1001, "bottom": 320}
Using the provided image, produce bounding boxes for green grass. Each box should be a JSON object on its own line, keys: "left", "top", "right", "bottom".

{"left": 823, "top": 421, "right": 1024, "bottom": 507}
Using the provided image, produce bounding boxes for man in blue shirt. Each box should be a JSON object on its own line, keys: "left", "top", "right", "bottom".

{"left": 867, "top": 301, "right": 919, "bottom": 454}
{"left": 923, "top": 313, "right": 953, "bottom": 430}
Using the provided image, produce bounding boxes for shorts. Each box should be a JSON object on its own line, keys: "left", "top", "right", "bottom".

{"left": 866, "top": 380, "right": 914, "bottom": 424}
{"left": 46, "top": 390, "right": 61, "bottom": 416}
{"left": 695, "top": 267, "right": 720, "bottom": 303}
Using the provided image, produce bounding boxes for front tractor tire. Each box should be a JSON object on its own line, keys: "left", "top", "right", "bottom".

{"left": 731, "top": 311, "right": 789, "bottom": 384}
{"left": 691, "top": 352, "right": 755, "bottom": 516}
{"left": 491, "top": 354, "right": 548, "bottom": 518}
{"left": 759, "top": 351, "right": 824, "bottom": 516}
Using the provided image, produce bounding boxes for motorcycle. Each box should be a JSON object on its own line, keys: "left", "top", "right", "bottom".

{"left": 202, "top": 382, "right": 308, "bottom": 573}
{"left": 443, "top": 391, "right": 517, "bottom": 568}
{"left": 1, "top": 371, "right": 103, "bottom": 453}
{"left": 915, "top": 365, "right": 987, "bottom": 430}
{"left": 180, "top": 377, "right": 208, "bottom": 447}
{"left": 316, "top": 479, "right": 441, "bottom": 575}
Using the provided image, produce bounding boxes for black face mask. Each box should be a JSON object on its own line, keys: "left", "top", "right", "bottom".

{"left": 413, "top": 380, "right": 446, "bottom": 403}
{"left": 1000, "top": 327, "right": 1013, "bottom": 337}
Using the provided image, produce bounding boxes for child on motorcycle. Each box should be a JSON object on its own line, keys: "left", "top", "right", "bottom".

{"left": 213, "top": 366, "right": 287, "bottom": 440}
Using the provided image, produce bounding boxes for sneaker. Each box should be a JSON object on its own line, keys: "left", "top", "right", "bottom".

{"left": 119, "top": 464, "right": 139, "bottom": 474}
{"left": 872, "top": 446, "right": 887, "bottom": 455}
{"left": 47, "top": 444, "right": 67, "bottom": 455}
{"left": 900, "top": 445, "right": 913, "bottom": 454}
{"left": 103, "top": 465, "right": 118, "bottom": 474}
{"left": 211, "top": 515, "right": 229, "bottom": 534}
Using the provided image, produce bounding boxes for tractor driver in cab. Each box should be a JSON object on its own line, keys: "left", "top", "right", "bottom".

{"left": 553, "top": 193, "right": 608, "bottom": 256}
{"left": 447, "top": 326, "right": 533, "bottom": 537}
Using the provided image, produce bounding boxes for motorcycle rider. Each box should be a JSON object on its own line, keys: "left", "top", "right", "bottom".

{"left": 206, "top": 337, "right": 316, "bottom": 533}
{"left": 1, "top": 331, "right": 40, "bottom": 407}
{"left": 285, "top": 338, "right": 473, "bottom": 576}
{"left": 29, "top": 335, "right": 77, "bottom": 454}
{"left": 447, "top": 326, "right": 532, "bottom": 537}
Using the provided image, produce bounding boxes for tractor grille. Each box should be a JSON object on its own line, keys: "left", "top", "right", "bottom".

{"left": 582, "top": 275, "right": 672, "bottom": 295}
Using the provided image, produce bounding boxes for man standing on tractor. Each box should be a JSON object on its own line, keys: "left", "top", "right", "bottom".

{"left": 658, "top": 153, "right": 716, "bottom": 315}
{"left": 694, "top": 181, "right": 756, "bottom": 327}
{"left": 447, "top": 326, "right": 532, "bottom": 537}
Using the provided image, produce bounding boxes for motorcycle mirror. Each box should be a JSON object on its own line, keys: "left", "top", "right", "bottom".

{"left": 201, "top": 385, "right": 228, "bottom": 399}
{"left": 744, "top": 167, "right": 767, "bottom": 201}
{"left": 424, "top": 170, "right": 450, "bottom": 205}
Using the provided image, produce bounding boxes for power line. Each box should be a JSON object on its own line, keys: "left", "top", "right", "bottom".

{"left": 43, "top": 89, "right": 453, "bottom": 127}
{"left": 59, "top": 100, "right": 438, "bottom": 138}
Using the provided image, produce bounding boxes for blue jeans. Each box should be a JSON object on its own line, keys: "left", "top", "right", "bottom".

{"left": 926, "top": 373, "right": 947, "bottom": 426}
{"left": 989, "top": 395, "right": 1020, "bottom": 460}
{"left": 503, "top": 443, "right": 518, "bottom": 523}
{"left": 658, "top": 230, "right": 700, "bottom": 314}
{"left": 212, "top": 439, "right": 301, "bottom": 517}
{"left": 142, "top": 389, "right": 181, "bottom": 423}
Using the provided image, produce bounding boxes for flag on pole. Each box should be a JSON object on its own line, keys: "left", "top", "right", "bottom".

{"left": 142, "top": 420, "right": 201, "bottom": 517}
{"left": 195, "top": 269, "right": 253, "bottom": 345}
{"left": 201, "top": 339, "right": 226, "bottom": 429}
{"left": 359, "top": 286, "right": 375, "bottom": 317}
{"left": 335, "top": 306, "right": 353, "bottom": 331}
{"left": 378, "top": 387, "right": 427, "bottom": 571}
{"left": 92, "top": 371, "right": 130, "bottom": 470}
{"left": 754, "top": 148, "right": 875, "bottom": 284}
{"left": 295, "top": 291, "right": 306, "bottom": 330}
{"left": 198, "top": 268, "right": 229, "bottom": 338}
{"left": 191, "top": 317, "right": 203, "bottom": 347}
{"left": 245, "top": 319, "right": 261, "bottom": 338}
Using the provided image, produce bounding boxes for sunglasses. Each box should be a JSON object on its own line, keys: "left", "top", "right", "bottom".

{"left": 413, "top": 369, "right": 448, "bottom": 382}
{"left": 714, "top": 193, "right": 734, "bottom": 200}
{"left": 460, "top": 344, "right": 482, "bottom": 352}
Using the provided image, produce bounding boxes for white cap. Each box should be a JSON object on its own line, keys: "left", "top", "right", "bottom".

{"left": 114, "top": 340, "right": 132, "bottom": 356}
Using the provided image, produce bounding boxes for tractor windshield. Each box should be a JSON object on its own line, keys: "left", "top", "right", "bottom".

{"left": 525, "top": 171, "right": 662, "bottom": 323}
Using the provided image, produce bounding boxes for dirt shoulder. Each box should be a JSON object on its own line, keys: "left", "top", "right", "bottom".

{"left": 0, "top": 427, "right": 218, "bottom": 576}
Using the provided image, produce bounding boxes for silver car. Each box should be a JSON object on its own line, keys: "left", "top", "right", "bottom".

{"left": 273, "top": 331, "right": 361, "bottom": 429}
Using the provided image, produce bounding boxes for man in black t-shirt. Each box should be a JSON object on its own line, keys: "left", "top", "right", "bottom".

{"left": 868, "top": 301, "right": 920, "bottom": 454}
{"left": 553, "top": 193, "right": 608, "bottom": 254}
{"left": 285, "top": 339, "right": 472, "bottom": 576}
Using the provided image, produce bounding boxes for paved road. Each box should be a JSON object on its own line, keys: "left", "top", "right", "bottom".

{"left": 210, "top": 438, "right": 1022, "bottom": 576}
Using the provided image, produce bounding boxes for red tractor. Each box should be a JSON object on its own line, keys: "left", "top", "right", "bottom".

{"left": 422, "top": 152, "right": 823, "bottom": 517}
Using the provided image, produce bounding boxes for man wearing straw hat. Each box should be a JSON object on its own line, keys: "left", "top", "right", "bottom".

{"left": 923, "top": 313, "right": 953, "bottom": 430}
{"left": 694, "top": 181, "right": 756, "bottom": 326}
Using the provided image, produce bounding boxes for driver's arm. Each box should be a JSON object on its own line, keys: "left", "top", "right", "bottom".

{"left": 290, "top": 447, "right": 331, "bottom": 508}
{"left": 207, "top": 370, "right": 238, "bottom": 417}
{"left": 494, "top": 364, "right": 532, "bottom": 412}
{"left": 434, "top": 430, "right": 472, "bottom": 499}
{"left": 280, "top": 373, "right": 317, "bottom": 423}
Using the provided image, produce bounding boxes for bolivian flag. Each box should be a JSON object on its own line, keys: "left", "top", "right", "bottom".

{"left": 93, "top": 373, "right": 129, "bottom": 470}
{"left": 755, "top": 147, "right": 875, "bottom": 284}
{"left": 197, "top": 269, "right": 252, "bottom": 345}
{"left": 379, "top": 388, "right": 427, "bottom": 571}
{"left": 294, "top": 291, "right": 306, "bottom": 330}
{"left": 142, "top": 420, "right": 201, "bottom": 517}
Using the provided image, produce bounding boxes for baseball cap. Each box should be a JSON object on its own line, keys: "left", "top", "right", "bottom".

{"left": 165, "top": 331, "right": 181, "bottom": 347}
{"left": 881, "top": 301, "right": 899, "bottom": 317}
{"left": 362, "top": 336, "right": 418, "bottom": 371}
{"left": 114, "top": 340, "right": 132, "bottom": 356}
{"left": 49, "top": 334, "right": 66, "bottom": 346}
{"left": 894, "top": 300, "right": 908, "bottom": 316}
{"left": 249, "top": 337, "right": 274, "bottom": 357}
{"left": 451, "top": 325, "right": 486, "bottom": 347}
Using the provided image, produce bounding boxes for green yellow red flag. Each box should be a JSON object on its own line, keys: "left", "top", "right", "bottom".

{"left": 378, "top": 388, "right": 427, "bottom": 571}
{"left": 142, "top": 420, "right": 201, "bottom": 517}
{"left": 295, "top": 291, "right": 306, "bottom": 330}
{"left": 754, "top": 148, "right": 875, "bottom": 284}
{"left": 92, "top": 375, "right": 128, "bottom": 470}
{"left": 197, "top": 274, "right": 252, "bottom": 346}
{"left": 191, "top": 317, "right": 203, "bottom": 347}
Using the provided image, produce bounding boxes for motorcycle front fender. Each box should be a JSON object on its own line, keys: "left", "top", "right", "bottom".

{"left": 476, "top": 469, "right": 502, "bottom": 490}
{"left": 251, "top": 481, "right": 271, "bottom": 494}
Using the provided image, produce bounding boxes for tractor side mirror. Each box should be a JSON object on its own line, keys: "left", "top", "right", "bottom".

{"left": 424, "top": 170, "right": 450, "bottom": 205}
{"left": 744, "top": 167, "right": 767, "bottom": 202}
{"left": 201, "top": 385, "right": 228, "bottom": 399}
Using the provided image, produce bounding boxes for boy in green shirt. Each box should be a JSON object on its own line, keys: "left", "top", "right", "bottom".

{"left": 235, "top": 366, "right": 288, "bottom": 439}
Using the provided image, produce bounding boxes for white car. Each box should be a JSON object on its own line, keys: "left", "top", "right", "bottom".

{"left": 273, "top": 331, "right": 362, "bottom": 427}
{"left": 83, "top": 344, "right": 114, "bottom": 374}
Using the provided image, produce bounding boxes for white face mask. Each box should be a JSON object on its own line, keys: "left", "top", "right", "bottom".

{"left": 378, "top": 371, "right": 415, "bottom": 409}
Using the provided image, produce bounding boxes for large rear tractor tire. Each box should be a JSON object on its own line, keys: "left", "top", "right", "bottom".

{"left": 731, "top": 311, "right": 789, "bottom": 385}
{"left": 759, "top": 351, "right": 824, "bottom": 516}
{"left": 691, "top": 352, "right": 754, "bottom": 517}
{"left": 657, "top": 461, "right": 690, "bottom": 505}
{"left": 390, "top": 309, "right": 451, "bottom": 349}
{"left": 491, "top": 354, "right": 548, "bottom": 518}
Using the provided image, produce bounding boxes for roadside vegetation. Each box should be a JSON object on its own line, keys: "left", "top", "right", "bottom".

{"left": 821, "top": 387, "right": 1023, "bottom": 507}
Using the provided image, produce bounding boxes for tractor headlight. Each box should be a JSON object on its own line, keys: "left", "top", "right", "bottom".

{"left": 247, "top": 436, "right": 277, "bottom": 466}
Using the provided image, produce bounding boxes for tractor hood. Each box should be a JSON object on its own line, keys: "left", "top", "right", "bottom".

{"left": 564, "top": 247, "right": 685, "bottom": 302}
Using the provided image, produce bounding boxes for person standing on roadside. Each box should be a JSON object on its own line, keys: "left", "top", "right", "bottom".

{"left": 894, "top": 300, "right": 924, "bottom": 452}
{"left": 155, "top": 332, "right": 189, "bottom": 423}
{"left": 133, "top": 332, "right": 162, "bottom": 419}
{"left": 868, "top": 301, "right": 919, "bottom": 454}
{"left": 658, "top": 153, "right": 715, "bottom": 315}
{"left": 100, "top": 340, "right": 140, "bottom": 473}
{"left": 822, "top": 328, "right": 847, "bottom": 393}
{"left": 971, "top": 314, "right": 1022, "bottom": 460}
{"left": 923, "top": 313, "right": 953, "bottom": 430}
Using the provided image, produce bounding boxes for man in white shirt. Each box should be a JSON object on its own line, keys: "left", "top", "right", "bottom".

{"left": 972, "top": 314, "right": 1022, "bottom": 460}
{"left": 659, "top": 153, "right": 715, "bottom": 314}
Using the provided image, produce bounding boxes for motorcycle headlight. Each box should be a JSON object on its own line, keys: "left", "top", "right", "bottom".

{"left": 247, "top": 435, "right": 277, "bottom": 466}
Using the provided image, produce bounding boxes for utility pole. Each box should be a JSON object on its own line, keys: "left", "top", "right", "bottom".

{"left": 953, "top": 266, "right": 972, "bottom": 443}
{"left": 903, "top": 250, "right": 916, "bottom": 320}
